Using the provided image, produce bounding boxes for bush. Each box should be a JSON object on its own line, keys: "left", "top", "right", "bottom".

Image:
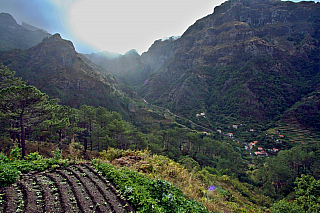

{"left": 92, "top": 160, "right": 209, "bottom": 213}
{"left": 270, "top": 199, "right": 303, "bottom": 213}
{"left": 0, "top": 152, "right": 9, "bottom": 164}
{"left": 10, "top": 145, "right": 21, "bottom": 160}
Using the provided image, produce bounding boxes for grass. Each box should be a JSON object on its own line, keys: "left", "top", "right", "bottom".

{"left": 98, "top": 148, "right": 270, "bottom": 212}
{"left": 1, "top": 146, "right": 271, "bottom": 212}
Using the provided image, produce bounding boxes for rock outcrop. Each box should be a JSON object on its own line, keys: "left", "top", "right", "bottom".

{"left": 138, "top": 0, "right": 320, "bottom": 121}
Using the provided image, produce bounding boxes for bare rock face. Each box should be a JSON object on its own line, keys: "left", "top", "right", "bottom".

{"left": 139, "top": 0, "right": 320, "bottom": 121}
{"left": 37, "top": 33, "right": 77, "bottom": 67}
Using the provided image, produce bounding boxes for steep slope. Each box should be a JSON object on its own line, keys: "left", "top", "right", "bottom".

{"left": 85, "top": 49, "right": 149, "bottom": 86}
{"left": 139, "top": 0, "right": 320, "bottom": 122}
{"left": 0, "top": 13, "right": 51, "bottom": 51}
{"left": 0, "top": 34, "right": 129, "bottom": 116}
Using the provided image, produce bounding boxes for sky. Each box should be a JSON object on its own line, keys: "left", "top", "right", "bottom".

{"left": 0, "top": 0, "right": 226, "bottom": 54}
{"left": 0, "top": 0, "right": 316, "bottom": 54}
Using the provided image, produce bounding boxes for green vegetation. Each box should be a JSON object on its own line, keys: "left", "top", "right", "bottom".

{"left": 0, "top": 62, "right": 320, "bottom": 212}
{"left": 0, "top": 150, "right": 72, "bottom": 187}
{"left": 92, "top": 159, "right": 208, "bottom": 212}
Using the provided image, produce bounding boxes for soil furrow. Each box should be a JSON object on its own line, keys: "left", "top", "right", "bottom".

{"left": 0, "top": 188, "right": 5, "bottom": 212}
{"left": 35, "top": 174, "right": 63, "bottom": 213}
{"left": 57, "top": 169, "right": 95, "bottom": 213}
{"left": 45, "top": 172, "right": 80, "bottom": 212}
{"left": 2, "top": 184, "right": 19, "bottom": 213}
{"left": 0, "top": 164, "right": 136, "bottom": 213}
{"left": 19, "top": 178, "right": 43, "bottom": 213}
{"left": 74, "top": 164, "right": 115, "bottom": 212}
{"left": 67, "top": 166, "right": 110, "bottom": 212}
{"left": 83, "top": 164, "right": 136, "bottom": 212}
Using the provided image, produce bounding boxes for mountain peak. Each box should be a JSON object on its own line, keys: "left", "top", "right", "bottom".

{"left": 124, "top": 49, "right": 140, "bottom": 56}
{"left": 214, "top": 0, "right": 281, "bottom": 14}
{"left": 52, "top": 33, "right": 62, "bottom": 40}
{"left": 42, "top": 33, "right": 73, "bottom": 48}
{"left": 0, "top": 12, "right": 19, "bottom": 27}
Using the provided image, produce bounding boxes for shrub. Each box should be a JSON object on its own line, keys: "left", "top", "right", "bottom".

{"left": 10, "top": 145, "right": 21, "bottom": 160}
{"left": 270, "top": 199, "right": 303, "bottom": 213}
{"left": 92, "top": 160, "right": 209, "bottom": 213}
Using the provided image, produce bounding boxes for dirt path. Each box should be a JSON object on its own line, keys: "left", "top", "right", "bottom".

{"left": 0, "top": 164, "right": 135, "bottom": 213}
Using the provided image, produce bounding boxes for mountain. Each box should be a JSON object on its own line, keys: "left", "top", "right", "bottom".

{"left": 84, "top": 49, "right": 149, "bottom": 86}
{"left": 135, "top": 0, "right": 320, "bottom": 124}
{"left": 0, "top": 33, "right": 130, "bottom": 116}
{"left": 0, "top": 13, "right": 51, "bottom": 51}
{"left": 21, "top": 22, "right": 48, "bottom": 33}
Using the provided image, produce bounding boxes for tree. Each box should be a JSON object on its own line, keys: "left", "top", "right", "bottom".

{"left": 295, "top": 174, "right": 320, "bottom": 212}
{"left": 77, "top": 105, "right": 95, "bottom": 151}
{"left": 0, "top": 85, "right": 48, "bottom": 157}
{"left": 0, "top": 63, "right": 25, "bottom": 89}
{"left": 41, "top": 103, "right": 75, "bottom": 145}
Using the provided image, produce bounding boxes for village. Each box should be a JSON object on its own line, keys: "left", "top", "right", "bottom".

{"left": 195, "top": 112, "right": 284, "bottom": 158}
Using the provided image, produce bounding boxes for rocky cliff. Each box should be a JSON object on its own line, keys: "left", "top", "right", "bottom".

{"left": 138, "top": 0, "right": 320, "bottom": 122}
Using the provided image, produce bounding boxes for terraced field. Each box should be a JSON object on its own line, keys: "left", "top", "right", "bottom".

{"left": 0, "top": 164, "right": 135, "bottom": 213}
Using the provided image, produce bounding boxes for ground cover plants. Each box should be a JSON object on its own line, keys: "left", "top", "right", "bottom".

{"left": 0, "top": 149, "right": 134, "bottom": 212}
{"left": 1, "top": 145, "right": 316, "bottom": 212}
{"left": 92, "top": 158, "right": 209, "bottom": 213}
{"left": 97, "top": 148, "right": 270, "bottom": 212}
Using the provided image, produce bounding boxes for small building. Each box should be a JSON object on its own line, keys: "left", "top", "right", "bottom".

{"left": 226, "top": 133, "right": 233, "bottom": 137}
{"left": 258, "top": 147, "right": 263, "bottom": 151}
{"left": 255, "top": 151, "right": 268, "bottom": 156}
{"left": 232, "top": 125, "right": 238, "bottom": 129}
{"left": 217, "top": 129, "right": 222, "bottom": 133}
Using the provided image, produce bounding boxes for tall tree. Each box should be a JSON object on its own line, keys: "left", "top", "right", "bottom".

{"left": 0, "top": 63, "right": 25, "bottom": 89}
{"left": 41, "top": 103, "right": 75, "bottom": 145}
{"left": 0, "top": 85, "right": 48, "bottom": 157}
{"left": 78, "top": 105, "right": 95, "bottom": 151}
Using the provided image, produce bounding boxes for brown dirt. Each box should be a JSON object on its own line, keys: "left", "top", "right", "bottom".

{"left": 0, "top": 164, "right": 135, "bottom": 213}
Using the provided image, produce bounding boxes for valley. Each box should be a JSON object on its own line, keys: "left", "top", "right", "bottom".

{"left": 1, "top": 0, "right": 320, "bottom": 212}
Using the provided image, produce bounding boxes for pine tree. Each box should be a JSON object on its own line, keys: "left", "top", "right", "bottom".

{"left": 0, "top": 84, "right": 48, "bottom": 157}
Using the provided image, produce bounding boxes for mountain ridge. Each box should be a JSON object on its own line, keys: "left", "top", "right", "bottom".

{"left": 0, "top": 33, "right": 130, "bottom": 117}
{"left": 136, "top": 0, "right": 320, "bottom": 125}
{"left": 0, "top": 12, "right": 51, "bottom": 51}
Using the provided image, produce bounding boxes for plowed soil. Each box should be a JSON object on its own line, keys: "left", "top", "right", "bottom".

{"left": 0, "top": 164, "right": 135, "bottom": 213}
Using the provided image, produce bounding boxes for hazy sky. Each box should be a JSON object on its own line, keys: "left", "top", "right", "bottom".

{"left": 0, "top": 0, "right": 226, "bottom": 54}
{"left": 0, "top": 0, "right": 315, "bottom": 54}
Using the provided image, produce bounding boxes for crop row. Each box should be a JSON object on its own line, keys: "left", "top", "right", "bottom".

{"left": 0, "top": 164, "right": 134, "bottom": 213}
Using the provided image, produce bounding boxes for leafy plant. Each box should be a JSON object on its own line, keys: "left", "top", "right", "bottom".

{"left": 10, "top": 145, "right": 21, "bottom": 160}
{"left": 92, "top": 160, "right": 209, "bottom": 213}
{"left": 25, "top": 152, "right": 42, "bottom": 161}
{"left": 0, "top": 152, "right": 9, "bottom": 164}
{"left": 270, "top": 199, "right": 303, "bottom": 213}
{"left": 52, "top": 148, "right": 62, "bottom": 160}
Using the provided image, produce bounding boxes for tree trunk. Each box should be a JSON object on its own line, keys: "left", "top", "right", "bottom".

{"left": 20, "top": 113, "right": 26, "bottom": 158}
{"left": 84, "top": 137, "right": 88, "bottom": 152}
